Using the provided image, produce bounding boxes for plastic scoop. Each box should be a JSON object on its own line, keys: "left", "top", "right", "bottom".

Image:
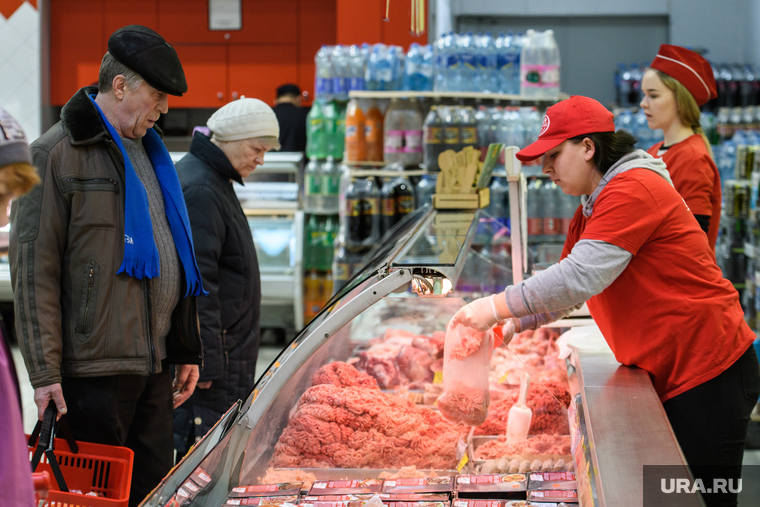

{"left": 506, "top": 372, "right": 532, "bottom": 443}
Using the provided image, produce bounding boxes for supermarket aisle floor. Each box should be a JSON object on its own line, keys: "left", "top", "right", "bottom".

{"left": 12, "top": 344, "right": 285, "bottom": 435}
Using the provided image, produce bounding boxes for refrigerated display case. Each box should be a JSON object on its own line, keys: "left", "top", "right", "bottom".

{"left": 140, "top": 206, "right": 688, "bottom": 507}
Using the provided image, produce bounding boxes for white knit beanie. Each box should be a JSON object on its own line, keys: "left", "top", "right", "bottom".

{"left": 0, "top": 107, "right": 31, "bottom": 167}
{"left": 207, "top": 98, "right": 280, "bottom": 142}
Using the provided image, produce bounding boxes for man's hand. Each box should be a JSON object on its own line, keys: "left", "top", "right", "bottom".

{"left": 173, "top": 365, "right": 199, "bottom": 409}
{"left": 34, "top": 383, "right": 67, "bottom": 421}
{"left": 196, "top": 381, "right": 212, "bottom": 389}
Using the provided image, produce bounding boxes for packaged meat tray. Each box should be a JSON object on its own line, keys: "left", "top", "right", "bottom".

{"left": 527, "top": 472, "right": 577, "bottom": 490}
{"left": 228, "top": 483, "right": 303, "bottom": 498}
{"left": 309, "top": 479, "right": 385, "bottom": 495}
{"left": 224, "top": 497, "right": 299, "bottom": 506}
{"left": 302, "top": 495, "right": 375, "bottom": 502}
{"left": 382, "top": 477, "right": 453, "bottom": 493}
{"left": 300, "top": 501, "right": 372, "bottom": 507}
{"left": 189, "top": 465, "right": 212, "bottom": 489}
{"left": 379, "top": 493, "right": 451, "bottom": 502}
{"left": 470, "top": 435, "right": 572, "bottom": 461}
{"left": 455, "top": 474, "right": 527, "bottom": 493}
{"left": 452, "top": 500, "right": 528, "bottom": 507}
{"left": 468, "top": 436, "right": 573, "bottom": 474}
{"left": 526, "top": 489, "right": 578, "bottom": 503}
{"left": 382, "top": 502, "right": 448, "bottom": 507}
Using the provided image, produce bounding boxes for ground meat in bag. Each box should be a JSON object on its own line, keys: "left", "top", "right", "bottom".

{"left": 437, "top": 320, "right": 493, "bottom": 426}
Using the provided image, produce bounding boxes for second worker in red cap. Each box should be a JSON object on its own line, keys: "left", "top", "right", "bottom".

{"left": 640, "top": 44, "right": 721, "bottom": 251}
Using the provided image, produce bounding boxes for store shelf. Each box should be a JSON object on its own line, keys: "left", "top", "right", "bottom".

{"left": 342, "top": 161, "right": 387, "bottom": 167}
{"left": 348, "top": 90, "right": 569, "bottom": 102}
{"left": 348, "top": 168, "right": 428, "bottom": 178}
{"left": 243, "top": 207, "right": 298, "bottom": 216}
{"left": 303, "top": 208, "right": 340, "bottom": 215}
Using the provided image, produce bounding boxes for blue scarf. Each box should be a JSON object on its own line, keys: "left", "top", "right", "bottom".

{"left": 89, "top": 96, "right": 206, "bottom": 297}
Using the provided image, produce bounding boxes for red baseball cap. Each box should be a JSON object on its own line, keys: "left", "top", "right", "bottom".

{"left": 516, "top": 96, "right": 615, "bottom": 162}
{"left": 650, "top": 44, "right": 717, "bottom": 106}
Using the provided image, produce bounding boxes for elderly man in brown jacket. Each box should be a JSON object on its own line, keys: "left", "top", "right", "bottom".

{"left": 10, "top": 25, "right": 206, "bottom": 506}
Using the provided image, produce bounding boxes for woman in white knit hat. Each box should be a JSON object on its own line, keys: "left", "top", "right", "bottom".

{"left": 173, "top": 98, "right": 279, "bottom": 459}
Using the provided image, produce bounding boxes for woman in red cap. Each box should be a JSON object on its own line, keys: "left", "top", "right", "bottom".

{"left": 640, "top": 44, "right": 721, "bottom": 250}
{"left": 451, "top": 95, "right": 759, "bottom": 507}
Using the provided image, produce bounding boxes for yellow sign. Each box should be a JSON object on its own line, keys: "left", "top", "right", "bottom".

{"left": 457, "top": 454, "right": 469, "bottom": 472}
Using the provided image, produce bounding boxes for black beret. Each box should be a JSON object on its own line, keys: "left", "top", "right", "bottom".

{"left": 108, "top": 25, "right": 187, "bottom": 96}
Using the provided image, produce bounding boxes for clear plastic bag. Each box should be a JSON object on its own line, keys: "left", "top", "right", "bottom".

{"left": 437, "top": 320, "right": 493, "bottom": 426}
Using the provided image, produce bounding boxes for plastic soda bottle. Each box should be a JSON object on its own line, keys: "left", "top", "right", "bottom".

{"left": 320, "top": 159, "right": 340, "bottom": 212}
{"left": 306, "top": 100, "right": 327, "bottom": 159}
{"left": 384, "top": 98, "right": 405, "bottom": 164}
{"left": 423, "top": 106, "right": 443, "bottom": 171}
{"left": 304, "top": 160, "right": 323, "bottom": 211}
{"left": 364, "top": 100, "right": 385, "bottom": 162}
{"left": 304, "top": 269, "right": 322, "bottom": 321}
{"left": 344, "top": 98, "right": 366, "bottom": 162}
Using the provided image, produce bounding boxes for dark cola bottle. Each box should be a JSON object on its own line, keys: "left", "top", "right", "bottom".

{"left": 345, "top": 177, "right": 380, "bottom": 248}
{"left": 381, "top": 176, "right": 414, "bottom": 235}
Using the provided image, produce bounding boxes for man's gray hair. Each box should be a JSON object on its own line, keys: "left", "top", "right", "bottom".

{"left": 98, "top": 51, "right": 144, "bottom": 93}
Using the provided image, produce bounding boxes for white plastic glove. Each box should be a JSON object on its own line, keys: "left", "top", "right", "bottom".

{"left": 450, "top": 294, "right": 504, "bottom": 332}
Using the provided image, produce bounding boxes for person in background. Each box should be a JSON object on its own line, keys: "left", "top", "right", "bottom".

{"left": 641, "top": 44, "right": 721, "bottom": 251}
{"left": 454, "top": 95, "right": 760, "bottom": 507}
{"left": 0, "top": 107, "right": 41, "bottom": 506}
{"left": 173, "top": 98, "right": 280, "bottom": 459}
{"left": 272, "top": 83, "right": 308, "bottom": 153}
{"left": 10, "top": 25, "right": 206, "bottom": 506}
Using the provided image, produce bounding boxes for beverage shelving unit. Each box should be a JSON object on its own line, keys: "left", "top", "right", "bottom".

{"left": 335, "top": 90, "right": 571, "bottom": 289}
{"left": 349, "top": 90, "right": 570, "bottom": 101}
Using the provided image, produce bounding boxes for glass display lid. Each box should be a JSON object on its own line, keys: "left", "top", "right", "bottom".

{"left": 142, "top": 208, "right": 573, "bottom": 507}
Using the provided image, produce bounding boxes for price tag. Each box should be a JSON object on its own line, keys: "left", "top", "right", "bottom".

{"left": 433, "top": 371, "right": 443, "bottom": 384}
{"left": 457, "top": 454, "right": 469, "bottom": 472}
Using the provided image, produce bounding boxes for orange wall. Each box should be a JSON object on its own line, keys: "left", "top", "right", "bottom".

{"left": 336, "top": 0, "right": 427, "bottom": 48}
{"left": 50, "top": 0, "right": 336, "bottom": 107}
{"left": 50, "top": 0, "right": 426, "bottom": 108}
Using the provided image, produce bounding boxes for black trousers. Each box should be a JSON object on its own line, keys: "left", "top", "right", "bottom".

{"left": 62, "top": 361, "right": 173, "bottom": 507}
{"left": 664, "top": 344, "right": 760, "bottom": 507}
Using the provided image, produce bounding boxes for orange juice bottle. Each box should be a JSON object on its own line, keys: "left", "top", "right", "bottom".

{"left": 344, "top": 98, "right": 366, "bottom": 162}
{"left": 364, "top": 99, "right": 385, "bottom": 162}
{"left": 304, "top": 270, "right": 322, "bottom": 322}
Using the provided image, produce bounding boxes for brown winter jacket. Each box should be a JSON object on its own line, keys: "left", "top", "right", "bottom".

{"left": 10, "top": 86, "right": 202, "bottom": 389}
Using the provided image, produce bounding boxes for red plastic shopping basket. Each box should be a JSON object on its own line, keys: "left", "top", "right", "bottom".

{"left": 28, "top": 402, "right": 134, "bottom": 507}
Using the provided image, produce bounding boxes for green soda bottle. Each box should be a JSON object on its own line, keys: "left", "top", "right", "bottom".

{"left": 306, "top": 100, "right": 327, "bottom": 159}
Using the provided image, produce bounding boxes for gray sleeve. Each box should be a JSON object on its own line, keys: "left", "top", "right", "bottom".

{"left": 505, "top": 239, "right": 633, "bottom": 319}
{"left": 515, "top": 305, "right": 581, "bottom": 332}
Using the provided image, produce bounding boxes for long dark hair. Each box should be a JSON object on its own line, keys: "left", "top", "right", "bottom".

{"left": 568, "top": 130, "right": 638, "bottom": 176}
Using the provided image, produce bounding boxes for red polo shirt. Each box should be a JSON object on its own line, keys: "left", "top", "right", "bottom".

{"left": 562, "top": 168, "right": 753, "bottom": 402}
{"left": 648, "top": 135, "right": 721, "bottom": 251}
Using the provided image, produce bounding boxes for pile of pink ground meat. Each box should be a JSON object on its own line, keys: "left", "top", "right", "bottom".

{"left": 272, "top": 363, "right": 467, "bottom": 470}
{"left": 271, "top": 325, "right": 573, "bottom": 470}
